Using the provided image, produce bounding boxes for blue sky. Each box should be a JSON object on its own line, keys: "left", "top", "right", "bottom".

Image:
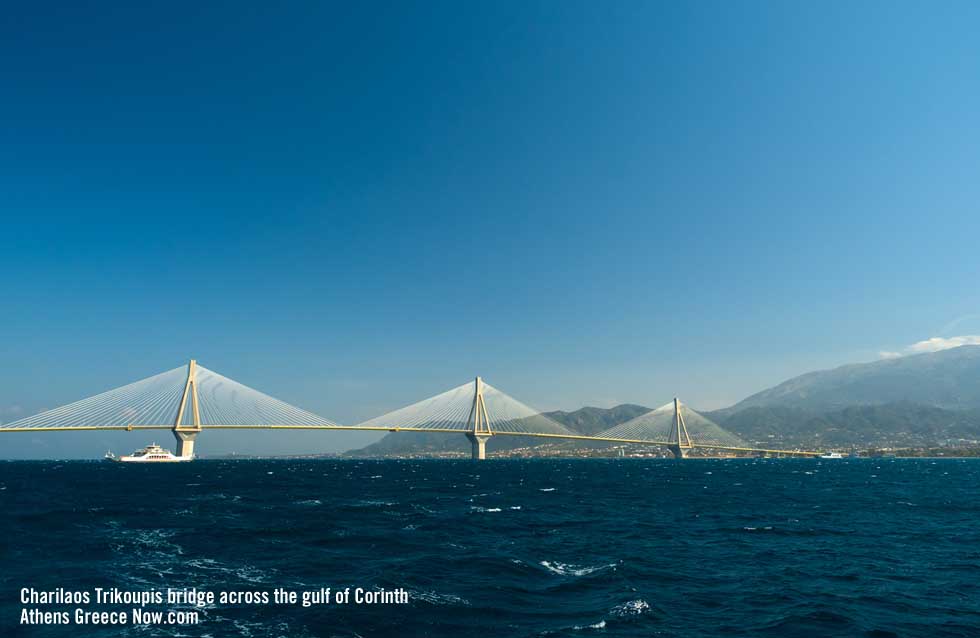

{"left": 3, "top": 2, "right": 980, "bottom": 456}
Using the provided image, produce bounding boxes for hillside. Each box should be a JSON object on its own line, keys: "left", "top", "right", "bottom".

{"left": 716, "top": 402, "right": 980, "bottom": 449}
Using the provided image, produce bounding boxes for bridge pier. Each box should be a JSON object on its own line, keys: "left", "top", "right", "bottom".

{"left": 466, "top": 432, "right": 491, "bottom": 460}
{"left": 667, "top": 444, "right": 687, "bottom": 459}
{"left": 173, "top": 429, "right": 199, "bottom": 459}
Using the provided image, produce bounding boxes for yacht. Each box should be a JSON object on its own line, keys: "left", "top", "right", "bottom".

{"left": 819, "top": 452, "right": 844, "bottom": 459}
{"left": 108, "top": 443, "right": 192, "bottom": 463}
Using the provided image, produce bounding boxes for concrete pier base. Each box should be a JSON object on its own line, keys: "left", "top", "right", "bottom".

{"left": 173, "top": 429, "right": 200, "bottom": 459}
{"left": 668, "top": 444, "right": 688, "bottom": 459}
{"left": 466, "top": 432, "right": 491, "bottom": 460}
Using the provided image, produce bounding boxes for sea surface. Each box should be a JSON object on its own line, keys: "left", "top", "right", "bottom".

{"left": 2, "top": 458, "right": 980, "bottom": 637}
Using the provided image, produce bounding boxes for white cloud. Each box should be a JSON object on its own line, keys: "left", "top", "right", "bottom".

{"left": 880, "top": 335, "right": 980, "bottom": 359}
{"left": 907, "top": 335, "right": 980, "bottom": 353}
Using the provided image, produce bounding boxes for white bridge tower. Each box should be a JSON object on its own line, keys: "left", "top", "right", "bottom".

{"left": 172, "top": 359, "right": 202, "bottom": 458}
{"left": 465, "top": 376, "right": 493, "bottom": 460}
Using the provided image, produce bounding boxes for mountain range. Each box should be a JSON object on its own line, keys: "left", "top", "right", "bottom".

{"left": 716, "top": 344, "right": 980, "bottom": 415}
{"left": 707, "top": 345, "right": 980, "bottom": 448}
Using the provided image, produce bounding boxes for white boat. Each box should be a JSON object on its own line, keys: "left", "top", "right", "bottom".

{"left": 819, "top": 452, "right": 844, "bottom": 459}
{"left": 109, "top": 443, "right": 192, "bottom": 463}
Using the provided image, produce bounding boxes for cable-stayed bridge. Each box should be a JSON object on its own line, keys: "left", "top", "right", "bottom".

{"left": 0, "top": 360, "right": 819, "bottom": 459}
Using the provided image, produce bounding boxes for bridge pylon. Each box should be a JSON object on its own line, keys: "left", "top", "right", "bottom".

{"left": 172, "top": 359, "right": 202, "bottom": 458}
{"left": 667, "top": 397, "right": 693, "bottom": 459}
{"left": 465, "top": 376, "right": 493, "bottom": 460}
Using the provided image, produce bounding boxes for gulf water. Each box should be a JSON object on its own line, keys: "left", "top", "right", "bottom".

{"left": 2, "top": 458, "right": 980, "bottom": 637}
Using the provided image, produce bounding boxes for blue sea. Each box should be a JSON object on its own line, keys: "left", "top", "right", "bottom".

{"left": 2, "top": 458, "right": 980, "bottom": 637}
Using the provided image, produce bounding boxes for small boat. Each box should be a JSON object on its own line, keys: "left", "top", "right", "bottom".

{"left": 819, "top": 452, "right": 844, "bottom": 459}
{"left": 109, "top": 443, "right": 192, "bottom": 463}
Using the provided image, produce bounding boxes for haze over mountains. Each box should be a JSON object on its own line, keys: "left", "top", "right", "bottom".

{"left": 350, "top": 346, "right": 980, "bottom": 456}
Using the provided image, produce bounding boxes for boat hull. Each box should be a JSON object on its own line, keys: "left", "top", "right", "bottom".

{"left": 113, "top": 455, "right": 193, "bottom": 463}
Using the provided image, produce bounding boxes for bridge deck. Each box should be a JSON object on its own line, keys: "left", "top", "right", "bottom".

{"left": 0, "top": 424, "right": 821, "bottom": 456}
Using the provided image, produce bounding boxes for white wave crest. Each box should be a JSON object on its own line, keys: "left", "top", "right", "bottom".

{"left": 540, "top": 561, "right": 616, "bottom": 577}
{"left": 611, "top": 599, "right": 650, "bottom": 617}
